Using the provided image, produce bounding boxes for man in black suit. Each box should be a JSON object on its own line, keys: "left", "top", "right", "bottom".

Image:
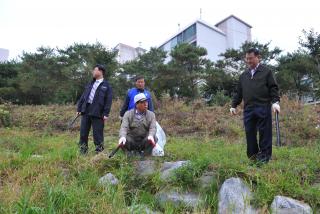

{"left": 230, "top": 48, "right": 280, "bottom": 164}
{"left": 77, "top": 64, "right": 112, "bottom": 155}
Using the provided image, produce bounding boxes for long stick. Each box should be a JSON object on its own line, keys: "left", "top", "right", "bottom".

{"left": 275, "top": 111, "right": 281, "bottom": 147}
{"left": 109, "top": 144, "right": 122, "bottom": 158}
{"left": 67, "top": 114, "right": 80, "bottom": 130}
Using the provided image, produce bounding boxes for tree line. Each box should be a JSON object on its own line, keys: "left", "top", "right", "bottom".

{"left": 0, "top": 29, "right": 319, "bottom": 105}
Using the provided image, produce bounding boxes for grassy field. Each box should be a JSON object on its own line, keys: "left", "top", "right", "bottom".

{"left": 0, "top": 97, "right": 319, "bottom": 213}
{"left": 0, "top": 127, "right": 319, "bottom": 213}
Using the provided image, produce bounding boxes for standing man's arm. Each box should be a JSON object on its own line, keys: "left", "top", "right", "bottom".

{"left": 120, "top": 94, "right": 130, "bottom": 117}
{"left": 230, "top": 77, "right": 243, "bottom": 115}
{"left": 267, "top": 71, "right": 280, "bottom": 104}
{"left": 103, "top": 85, "right": 113, "bottom": 118}
{"left": 267, "top": 70, "right": 281, "bottom": 113}
{"left": 77, "top": 85, "right": 87, "bottom": 113}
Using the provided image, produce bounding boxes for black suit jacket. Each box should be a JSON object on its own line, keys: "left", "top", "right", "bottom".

{"left": 77, "top": 79, "right": 113, "bottom": 118}
{"left": 232, "top": 64, "right": 280, "bottom": 108}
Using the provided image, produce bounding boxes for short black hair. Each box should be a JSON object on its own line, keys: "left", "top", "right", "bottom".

{"left": 135, "top": 75, "right": 144, "bottom": 82}
{"left": 246, "top": 48, "right": 260, "bottom": 56}
{"left": 94, "top": 64, "right": 106, "bottom": 75}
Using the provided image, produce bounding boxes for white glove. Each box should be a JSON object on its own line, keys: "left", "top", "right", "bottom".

{"left": 118, "top": 137, "right": 126, "bottom": 145}
{"left": 230, "top": 108, "right": 236, "bottom": 115}
{"left": 152, "top": 144, "right": 164, "bottom": 156}
{"left": 272, "top": 102, "right": 280, "bottom": 113}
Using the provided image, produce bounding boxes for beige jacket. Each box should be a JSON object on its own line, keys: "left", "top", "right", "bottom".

{"left": 119, "top": 109, "right": 157, "bottom": 139}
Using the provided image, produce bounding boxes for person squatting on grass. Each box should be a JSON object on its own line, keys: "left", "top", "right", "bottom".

{"left": 118, "top": 93, "right": 162, "bottom": 157}
{"left": 230, "top": 48, "right": 280, "bottom": 165}
{"left": 76, "top": 64, "right": 112, "bottom": 155}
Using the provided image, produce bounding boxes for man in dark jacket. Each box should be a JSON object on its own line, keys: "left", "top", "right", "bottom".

{"left": 77, "top": 64, "right": 112, "bottom": 155}
{"left": 230, "top": 48, "right": 280, "bottom": 164}
{"left": 119, "top": 76, "right": 154, "bottom": 119}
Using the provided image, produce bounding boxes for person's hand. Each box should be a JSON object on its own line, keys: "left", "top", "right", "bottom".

{"left": 230, "top": 108, "right": 237, "bottom": 115}
{"left": 118, "top": 137, "right": 126, "bottom": 145}
{"left": 119, "top": 116, "right": 123, "bottom": 121}
{"left": 147, "top": 136, "right": 155, "bottom": 143}
{"left": 147, "top": 136, "right": 156, "bottom": 147}
{"left": 103, "top": 116, "right": 108, "bottom": 121}
{"left": 272, "top": 102, "right": 280, "bottom": 113}
{"left": 77, "top": 112, "right": 81, "bottom": 115}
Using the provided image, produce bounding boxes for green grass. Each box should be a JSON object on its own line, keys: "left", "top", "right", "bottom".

{"left": 0, "top": 128, "right": 319, "bottom": 213}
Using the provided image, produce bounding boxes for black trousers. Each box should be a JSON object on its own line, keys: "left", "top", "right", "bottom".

{"left": 79, "top": 104, "right": 104, "bottom": 152}
{"left": 124, "top": 136, "right": 154, "bottom": 155}
{"left": 243, "top": 105, "right": 272, "bottom": 160}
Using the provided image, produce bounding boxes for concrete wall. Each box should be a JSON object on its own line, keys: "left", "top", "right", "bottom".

{"left": 0, "top": 48, "right": 9, "bottom": 62}
{"left": 196, "top": 22, "right": 227, "bottom": 62}
{"left": 115, "top": 44, "right": 145, "bottom": 64}
{"left": 160, "top": 16, "right": 252, "bottom": 62}
{"left": 216, "top": 17, "right": 251, "bottom": 49}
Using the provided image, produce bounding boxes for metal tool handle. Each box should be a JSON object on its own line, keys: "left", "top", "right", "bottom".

{"left": 275, "top": 111, "right": 281, "bottom": 147}
{"left": 109, "top": 144, "right": 122, "bottom": 158}
{"left": 68, "top": 114, "right": 80, "bottom": 129}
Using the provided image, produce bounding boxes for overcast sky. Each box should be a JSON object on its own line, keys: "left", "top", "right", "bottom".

{"left": 1, "top": 0, "right": 319, "bottom": 59}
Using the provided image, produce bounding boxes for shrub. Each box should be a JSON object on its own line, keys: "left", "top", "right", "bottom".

{"left": 7, "top": 96, "right": 320, "bottom": 146}
{"left": 0, "top": 104, "right": 12, "bottom": 127}
{"left": 207, "top": 90, "right": 231, "bottom": 106}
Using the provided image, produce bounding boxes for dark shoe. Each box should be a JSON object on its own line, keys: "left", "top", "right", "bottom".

{"left": 256, "top": 153, "right": 270, "bottom": 163}
{"left": 126, "top": 150, "right": 134, "bottom": 158}
{"left": 79, "top": 144, "right": 88, "bottom": 155}
{"left": 256, "top": 156, "right": 269, "bottom": 167}
{"left": 139, "top": 150, "right": 145, "bottom": 160}
{"left": 95, "top": 145, "right": 104, "bottom": 154}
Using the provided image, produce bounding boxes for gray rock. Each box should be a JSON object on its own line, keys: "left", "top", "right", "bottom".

{"left": 98, "top": 173, "right": 119, "bottom": 186}
{"left": 128, "top": 204, "right": 161, "bottom": 214}
{"left": 271, "top": 195, "right": 312, "bottom": 214}
{"left": 160, "top": 160, "right": 190, "bottom": 180}
{"left": 156, "top": 191, "right": 203, "bottom": 209}
{"left": 134, "top": 160, "right": 157, "bottom": 176}
{"left": 218, "top": 177, "right": 258, "bottom": 214}
{"left": 199, "top": 171, "right": 217, "bottom": 189}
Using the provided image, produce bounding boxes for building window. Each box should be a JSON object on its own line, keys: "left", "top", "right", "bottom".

{"left": 170, "top": 37, "right": 177, "bottom": 48}
{"left": 168, "top": 24, "right": 197, "bottom": 49}
{"left": 183, "top": 24, "right": 196, "bottom": 43}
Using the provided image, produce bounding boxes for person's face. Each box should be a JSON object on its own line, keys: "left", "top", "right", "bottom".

{"left": 245, "top": 53, "right": 260, "bottom": 69}
{"left": 135, "top": 79, "right": 145, "bottom": 90}
{"left": 92, "top": 67, "right": 103, "bottom": 79}
{"left": 136, "top": 100, "right": 148, "bottom": 112}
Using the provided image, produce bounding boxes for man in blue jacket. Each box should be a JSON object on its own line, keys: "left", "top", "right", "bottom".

{"left": 119, "top": 76, "right": 154, "bottom": 119}
{"left": 77, "top": 64, "right": 112, "bottom": 155}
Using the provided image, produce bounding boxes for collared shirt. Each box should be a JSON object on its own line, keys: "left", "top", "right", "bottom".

{"left": 88, "top": 78, "right": 103, "bottom": 104}
{"left": 135, "top": 109, "right": 146, "bottom": 121}
{"left": 250, "top": 63, "right": 260, "bottom": 79}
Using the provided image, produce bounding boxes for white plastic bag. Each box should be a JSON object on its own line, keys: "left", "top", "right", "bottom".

{"left": 152, "top": 122, "right": 166, "bottom": 156}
